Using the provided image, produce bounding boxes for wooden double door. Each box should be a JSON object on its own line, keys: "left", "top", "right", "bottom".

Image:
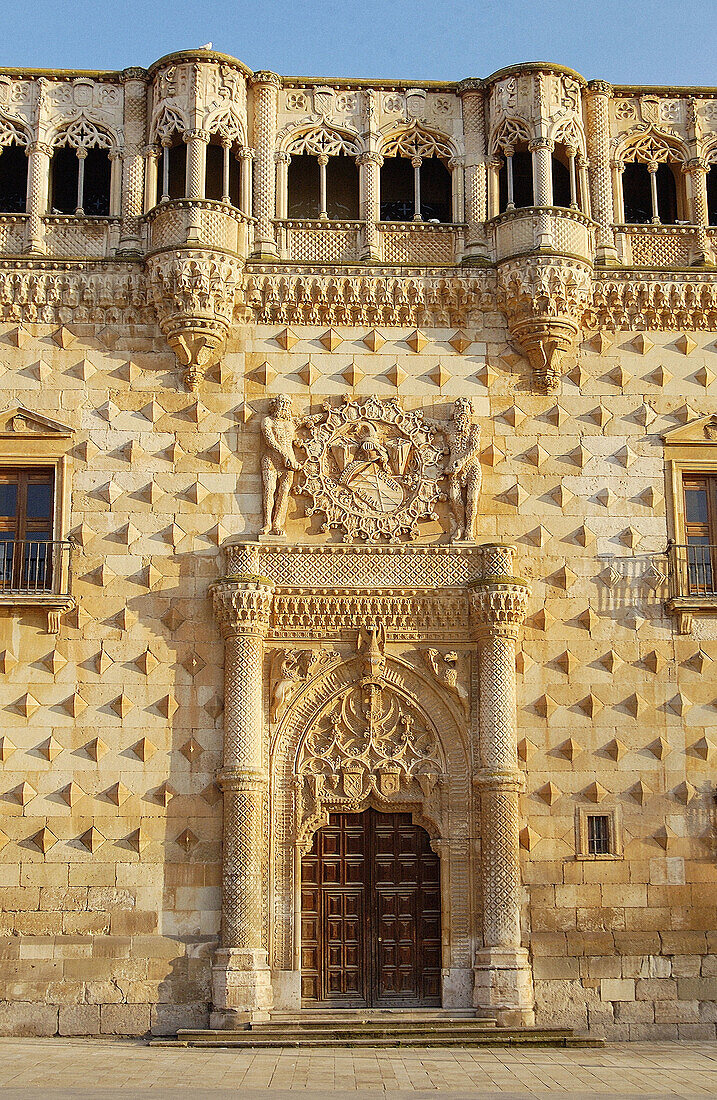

{"left": 301, "top": 809, "right": 442, "bottom": 1007}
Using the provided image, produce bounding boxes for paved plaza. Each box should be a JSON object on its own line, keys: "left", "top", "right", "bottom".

{"left": 0, "top": 1039, "right": 716, "bottom": 1098}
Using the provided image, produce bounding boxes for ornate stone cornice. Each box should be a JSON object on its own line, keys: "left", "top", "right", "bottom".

{"left": 241, "top": 266, "right": 495, "bottom": 328}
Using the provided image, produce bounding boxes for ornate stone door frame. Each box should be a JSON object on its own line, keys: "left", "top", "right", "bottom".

{"left": 211, "top": 541, "right": 534, "bottom": 1026}
{"left": 269, "top": 649, "right": 472, "bottom": 1011}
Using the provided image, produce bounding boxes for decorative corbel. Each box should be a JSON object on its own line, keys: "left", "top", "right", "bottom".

{"left": 146, "top": 249, "right": 242, "bottom": 390}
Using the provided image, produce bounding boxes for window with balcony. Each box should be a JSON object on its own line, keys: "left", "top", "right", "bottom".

{"left": 0, "top": 468, "right": 55, "bottom": 591}
{"left": 663, "top": 416, "right": 717, "bottom": 633}
{"left": 0, "top": 141, "right": 28, "bottom": 214}
{"left": 0, "top": 407, "right": 74, "bottom": 632}
{"left": 679, "top": 474, "right": 717, "bottom": 594}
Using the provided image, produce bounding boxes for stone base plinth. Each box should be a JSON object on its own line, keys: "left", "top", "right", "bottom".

{"left": 210, "top": 947, "right": 273, "bottom": 1027}
{"left": 473, "top": 947, "right": 535, "bottom": 1027}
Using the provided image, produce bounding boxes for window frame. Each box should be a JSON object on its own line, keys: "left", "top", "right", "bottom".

{"left": 575, "top": 806, "right": 623, "bottom": 861}
{"left": 0, "top": 409, "right": 74, "bottom": 632}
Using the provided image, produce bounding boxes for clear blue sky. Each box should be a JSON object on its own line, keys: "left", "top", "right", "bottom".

{"left": 4, "top": 0, "right": 716, "bottom": 86}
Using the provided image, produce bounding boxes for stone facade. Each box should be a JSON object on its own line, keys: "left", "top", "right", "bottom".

{"left": 0, "top": 50, "right": 716, "bottom": 1040}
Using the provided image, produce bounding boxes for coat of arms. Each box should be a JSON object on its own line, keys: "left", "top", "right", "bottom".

{"left": 296, "top": 396, "right": 443, "bottom": 541}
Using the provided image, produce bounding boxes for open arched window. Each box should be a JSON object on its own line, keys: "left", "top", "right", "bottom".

{"left": 285, "top": 127, "right": 360, "bottom": 220}
{"left": 204, "top": 108, "right": 248, "bottom": 210}
{"left": 380, "top": 125, "right": 453, "bottom": 222}
{"left": 491, "top": 119, "right": 533, "bottom": 214}
{"left": 618, "top": 133, "right": 686, "bottom": 225}
{"left": 155, "top": 132, "right": 186, "bottom": 204}
{"left": 50, "top": 119, "right": 113, "bottom": 216}
{"left": 0, "top": 121, "right": 29, "bottom": 214}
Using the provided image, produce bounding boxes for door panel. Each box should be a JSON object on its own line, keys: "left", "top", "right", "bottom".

{"left": 301, "top": 809, "right": 441, "bottom": 1007}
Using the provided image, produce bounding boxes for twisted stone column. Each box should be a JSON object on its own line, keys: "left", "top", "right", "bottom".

{"left": 211, "top": 575, "right": 275, "bottom": 1025}
{"left": 469, "top": 545, "right": 534, "bottom": 1026}
{"left": 185, "top": 129, "right": 209, "bottom": 200}
{"left": 358, "top": 151, "right": 382, "bottom": 261}
{"left": 685, "top": 158, "right": 714, "bottom": 264}
{"left": 25, "top": 142, "right": 51, "bottom": 255}
{"left": 251, "top": 72, "right": 281, "bottom": 259}
{"left": 586, "top": 81, "right": 618, "bottom": 264}
{"left": 117, "top": 68, "right": 147, "bottom": 255}
{"left": 458, "top": 79, "right": 489, "bottom": 261}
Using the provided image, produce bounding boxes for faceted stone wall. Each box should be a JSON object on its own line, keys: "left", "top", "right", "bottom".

{"left": 0, "top": 316, "right": 716, "bottom": 1038}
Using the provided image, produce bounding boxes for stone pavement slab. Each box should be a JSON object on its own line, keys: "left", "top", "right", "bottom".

{"left": 1, "top": 1039, "right": 717, "bottom": 1097}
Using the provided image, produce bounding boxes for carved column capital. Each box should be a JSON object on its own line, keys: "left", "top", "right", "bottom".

{"left": 587, "top": 80, "right": 613, "bottom": 98}
{"left": 184, "top": 128, "right": 211, "bottom": 144}
{"left": 357, "top": 150, "right": 384, "bottom": 167}
{"left": 528, "top": 137, "right": 554, "bottom": 153}
{"left": 250, "top": 70, "right": 282, "bottom": 89}
{"left": 121, "top": 66, "right": 147, "bottom": 85}
{"left": 457, "top": 77, "right": 485, "bottom": 97}
{"left": 212, "top": 576, "right": 275, "bottom": 638}
{"left": 469, "top": 581, "right": 530, "bottom": 640}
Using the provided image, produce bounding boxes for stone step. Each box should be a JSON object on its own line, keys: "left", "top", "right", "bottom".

{"left": 153, "top": 1029, "right": 603, "bottom": 1049}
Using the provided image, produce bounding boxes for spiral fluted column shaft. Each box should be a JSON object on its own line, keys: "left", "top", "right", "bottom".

{"left": 25, "top": 143, "right": 51, "bottom": 255}
{"left": 469, "top": 545, "right": 534, "bottom": 1024}
{"left": 251, "top": 72, "right": 281, "bottom": 258}
{"left": 118, "top": 69, "right": 147, "bottom": 255}
{"left": 458, "top": 81, "right": 488, "bottom": 258}
{"left": 214, "top": 579, "right": 273, "bottom": 948}
{"left": 358, "top": 151, "right": 382, "bottom": 261}
{"left": 586, "top": 82, "right": 618, "bottom": 262}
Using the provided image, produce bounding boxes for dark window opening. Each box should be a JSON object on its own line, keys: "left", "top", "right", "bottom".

{"left": 622, "top": 163, "right": 651, "bottom": 224}
{"left": 325, "top": 155, "right": 359, "bottom": 220}
{"left": 420, "top": 158, "right": 451, "bottom": 222}
{"left": 205, "top": 141, "right": 224, "bottom": 201}
{"left": 0, "top": 468, "right": 54, "bottom": 591}
{"left": 50, "top": 147, "right": 79, "bottom": 215}
{"left": 82, "top": 148, "right": 110, "bottom": 216}
{"left": 706, "top": 165, "right": 717, "bottom": 226}
{"left": 0, "top": 143, "right": 28, "bottom": 214}
{"left": 288, "top": 154, "right": 319, "bottom": 219}
{"left": 587, "top": 815, "right": 611, "bottom": 856}
{"left": 498, "top": 148, "right": 533, "bottom": 212}
{"left": 380, "top": 156, "right": 414, "bottom": 221}
{"left": 623, "top": 161, "right": 679, "bottom": 224}
{"left": 551, "top": 154, "right": 571, "bottom": 208}
{"left": 156, "top": 141, "right": 186, "bottom": 204}
{"left": 656, "top": 163, "right": 678, "bottom": 224}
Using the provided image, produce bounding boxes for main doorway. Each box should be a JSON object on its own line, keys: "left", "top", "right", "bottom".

{"left": 300, "top": 809, "right": 441, "bottom": 1007}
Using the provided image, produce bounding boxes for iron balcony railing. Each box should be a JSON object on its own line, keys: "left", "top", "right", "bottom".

{"left": 668, "top": 543, "right": 717, "bottom": 599}
{"left": 0, "top": 539, "right": 73, "bottom": 596}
